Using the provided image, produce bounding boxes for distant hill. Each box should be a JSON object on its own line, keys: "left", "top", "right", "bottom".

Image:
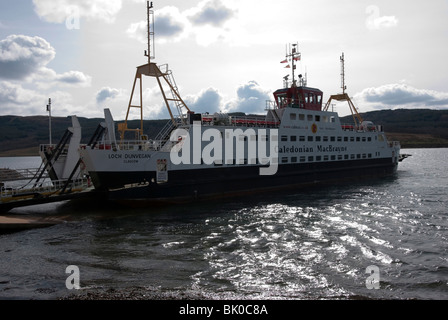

{"left": 340, "top": 109, "right": 448, "bottom": 148}
{"left": 341, "top": 109, "right": 448, "bottom": 138}
{"left": 0, "top": 115, "right": 168, "bottom": 156}
{"left": 0, "top": 108, "right": 447, "bottom": 156}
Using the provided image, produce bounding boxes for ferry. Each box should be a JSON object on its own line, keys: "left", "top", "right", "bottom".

{"left": 78, "top": 2, "right": 402, "bottom": 204}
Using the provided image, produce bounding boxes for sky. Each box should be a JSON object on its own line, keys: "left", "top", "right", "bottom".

{"left": 1, "top": 0, "right": 448, "bottom": 121}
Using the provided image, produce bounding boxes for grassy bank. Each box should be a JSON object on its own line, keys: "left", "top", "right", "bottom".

{"left": 0, "top": 147, "right": 40, "bottom": 157}
{"left": 386, "top": 133, "right": 448, "bottom": 149}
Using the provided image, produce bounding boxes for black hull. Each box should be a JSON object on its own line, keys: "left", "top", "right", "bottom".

{"left": 91, "top": 158, "right": 398, "bottom": 204}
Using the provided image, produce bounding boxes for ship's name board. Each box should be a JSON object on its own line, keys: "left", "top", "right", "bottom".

{"left": 278, "top": 145, "right": 348, "bottom": 154}
{"left": 108, "top": 153, "right": 151, "bottom": 160}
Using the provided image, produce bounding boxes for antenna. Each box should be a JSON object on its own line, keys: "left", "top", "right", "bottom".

{"left": 283, "top": 74, "right": 290, "bottom": 88}
{"left": 118, "top": 1, "right": 191, "bottom": 141}
{"left": 144, "top": 1, "right": 155, "bottom": 64}
{"left": 283, "top": 42, "right": 301, "bottom": 87}
{"left": 46, "top": 98, "right": 52, "bottom": 145}
{"left": 324, "top": 52, "right": 363, "bottom": 126}
{"left": 340, "top": 52, "right": 347, "bottom": 94}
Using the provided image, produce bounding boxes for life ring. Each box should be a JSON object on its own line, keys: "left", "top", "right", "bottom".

{"left": 311, "top": 123, "right": 318, "bottom": 134}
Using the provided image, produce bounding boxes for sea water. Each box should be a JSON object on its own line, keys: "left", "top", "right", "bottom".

{"left": 0, "top": 149, "right": 446, "bottom": 300}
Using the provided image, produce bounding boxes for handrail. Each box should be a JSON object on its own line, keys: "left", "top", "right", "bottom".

{"left": 0, "top": 168, "right": 49, "bottom": 182}
{"left": 1, "top": 178, "right": 89, "bottom": 201}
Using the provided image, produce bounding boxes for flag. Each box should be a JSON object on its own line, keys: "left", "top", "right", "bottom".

{"left": 280, "top": 59, "right": 288, "bottom": 63}
{"left": 294, "top": 56, "right": 301, "bottom": 61}
{"left": 285, "top": 64, "right": 291, "bottom": 68}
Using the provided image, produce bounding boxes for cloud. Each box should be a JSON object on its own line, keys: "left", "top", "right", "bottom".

{"left": 126, "top": 21, "right": 147, "bottom": 43}
{"left": 225, "top": 81, "right": 271, "bottom": 114}
{"left": 0, "top": 35, "right": 55, "bottom": 80}
{"left": 127, "top": 6, "right": 187, "bottom": 44}
{"left": 185, "top": 87, "right": 222, "bottom": 114}
{"left": 186, "top": 0, "right": 237, "bottom": 46}
{"left": 96, "top": 87, "right": 120, "bottom": 104}
{"left": 189, "top": 0, "right": 236, "bottom": 27}
{"left": 33, "top": 69, "right": 92, "bottom": 89}
{"left": 127, "top": 1, "right": 236, "bottom": 46}
{"left": 0, "top": 34, "right": 91, "bottom": 88}
{"left": 0, "top": 81, "right": 78, "bottom": 116}
{"left": 55, "top": 71, "right": 92, "bottom": 86}
{"left": 127, "top": 81, "right": 271, "bottom": 120}
{"left": 0, "top": 81, "right": 44, "bottom": 107}
{"left": 156, "top": 10, "right": 185, "bottom": 37}
{"left": 32, "top": 0, "right": 122, "bottom": 24}
{"left": 0, "top": 34, "right": 93, "bottom": 116}
{"left": 356, "top": 83, "right": 448, "bottom": 110}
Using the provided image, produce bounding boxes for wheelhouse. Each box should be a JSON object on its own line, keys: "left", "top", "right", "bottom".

{"left": 273, "top": 86, "right": 323, "bottom": 111}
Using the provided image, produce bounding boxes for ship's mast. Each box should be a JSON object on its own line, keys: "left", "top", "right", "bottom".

{"left": 341, "top": 53, "right": 347, "bottom": 94}
{"left": 324, "top": 52, "right": 363, "bottom": 126}
{"left": 118, "top": 1, "right": 190, "bottom": 141}
{"left": 284, "top": 43, "right": 301, "bottom": 87}
{"left": 145, "top": 1, "right": 155, "bottom": 65}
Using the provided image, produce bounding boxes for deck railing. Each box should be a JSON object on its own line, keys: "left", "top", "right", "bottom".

{"left": 1, "top": 178, "right": 89, "bottom": 201}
